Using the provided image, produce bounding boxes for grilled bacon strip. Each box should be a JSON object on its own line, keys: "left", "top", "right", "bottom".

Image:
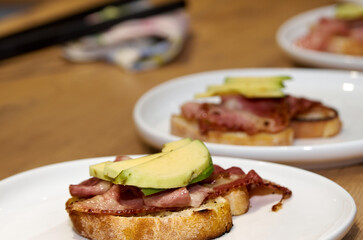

{"left": 69, "top": 177, "right": 112, "bottom": 198}
{"left": 67, "top": 164, "right": 292, "bottom": 216}
{"left": 180, "top": 94, "right": 321, "bottom": 135}
{"left": 296, "top": 17, "right": 363, "bottom": 53}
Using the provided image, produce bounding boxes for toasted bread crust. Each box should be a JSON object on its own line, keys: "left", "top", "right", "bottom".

{"left": 223, "top": 187, "right": 250, "bottom": 215}
{"left": 66, "top": 196, "right": 233, "bottom": 240}
{"left": 326, "top": 36, "right": 363, "bottom": 56}
{"left": 291, "top": 106, "right": 342, "bottom": 138}
{"left": 170, "top": 114, "right": 294, "bottom": 146}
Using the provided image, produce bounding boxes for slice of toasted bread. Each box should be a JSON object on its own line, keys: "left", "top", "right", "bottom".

{"left": 170, "top": 114, "right": 294, "bottom": 146}
{"left": 223, "top": 187, "right": 250, "bottom": 215}
{"left": 291, "top": 105, "right": 342, "bottom": 138}
{"left": 67, "top": 196, "right": 233, "bottom": 240}
{"left": 326, "top": 36, "right": 363, "bottom": 56}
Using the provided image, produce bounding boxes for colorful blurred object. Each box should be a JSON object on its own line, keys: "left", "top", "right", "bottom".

{"left": 63, "top": 7, "right": 189, "bottom": 72}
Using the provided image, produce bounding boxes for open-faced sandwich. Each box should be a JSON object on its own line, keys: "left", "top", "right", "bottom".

{"left": 296, "top": 3, "right": 363, "bottom": 56}
{"left": 66, "top": 138, "right": 292, "bottom": 240}
{"left": 171, "top": 76, "right": 341, "bottom": 146}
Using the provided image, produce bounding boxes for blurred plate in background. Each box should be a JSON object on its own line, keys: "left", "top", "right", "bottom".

{"left": 276, "top": 5, "right": 363, "bottom": 71}
{"left": 133, "top": 68, "right": 363, "bottom": 169}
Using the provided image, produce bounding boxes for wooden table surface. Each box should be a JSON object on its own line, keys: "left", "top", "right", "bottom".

{"left": 0, "top": 0, "right": 361, "bottom": 239}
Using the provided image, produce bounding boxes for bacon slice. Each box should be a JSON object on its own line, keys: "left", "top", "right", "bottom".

{"left": 296, "top": 17, "right": 349, "bottom": 51}
{"left": 188, "top": 185, "right": 213, "bottom": 207}
{"left": 118, "top": 185, "right": 145, "bottom": 209}
{"left": 351, "top": 27, "right": 363, "bottom": 42}
{"left": 69, "top": 156, "right": 133, "bottom": 198}
{"left": 69, "top": 184, "right": 159, "bottom": 215}
{"left": 286, "top": 95, "right": 321, "bottom": 118}
{"left": 297, "top": 17, "right": 363, "bottom": 52}
{"left": 221, "top": 95, "right": 289, "bottom": 121}
{"left": 69, "top": 177, "right": 112, "bottom": 198}
{"left": 73, "top": 185, "right": 130, "bottom": 213}
{"left": 180, "top": 94, "right": 320, "bottom": 135}
{"left": 114, "top": 155, "right": 132, "bottom": 162}
{"left": 143, "top": 187, "right": 191, "bottom": 208}
{"left": 203, "top": 166, "right": 291, "bottom": 211}
{"left": 181, "top": 99, "right": 289, "bottom": 135}
{"left": 67, "top": 164, "right": 292, "bottom": 216}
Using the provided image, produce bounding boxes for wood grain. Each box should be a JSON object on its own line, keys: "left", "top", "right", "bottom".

{"left": 0, "top": 0, "right": 361, "bottom": 239}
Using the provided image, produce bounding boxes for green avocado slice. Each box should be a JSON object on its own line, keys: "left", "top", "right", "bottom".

{"left": 195, "top": 75, "right": 290, "bottom": 98}
{"left": 89, "top": 161, "right": 113, "bottom": 181}
{"left": 115, "top": 140, "right": 211, "bottom": 189}
{"left": 103, "top": 153, "right": 165, "bottom": 179}
{"left": 224, "top": 75, "right": 291, "bottom": 85}
{"left": 336, "top": 3, "right": 363, "bottom": 20}
{"left": 161, "top": 138, "right": 192, "bottom": 152}
{"left": 88, "top": 139, "right": 213, "bottom": 195}
{"left": 195, "top": 87, "right": 284, "bottom": 98}
{"left": 89, "top": 138, "right": 194, "bottom": 181}
{"left": 140, "top": 161, "right": 214, "bottom": 196}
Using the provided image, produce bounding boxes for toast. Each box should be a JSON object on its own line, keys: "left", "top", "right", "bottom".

{"left": 291, "top": 105, "right": 342, "bottom": 138}
{"left": 66, "top": 196, "right": 234, "bottom": 240}
{"left": 326, "top": 36, "right": 363, "bottom": 56}
{"left": 171, "top": 114, "right": 294, "bottom": 146}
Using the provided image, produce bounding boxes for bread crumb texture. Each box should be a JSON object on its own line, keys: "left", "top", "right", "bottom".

{"left": 67, "top": 197, "right": 233, "bottom": 240}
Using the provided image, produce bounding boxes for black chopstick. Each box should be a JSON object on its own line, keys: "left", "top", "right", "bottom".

{"left": 0, "top": 0, "right": 186, "bottom": 61}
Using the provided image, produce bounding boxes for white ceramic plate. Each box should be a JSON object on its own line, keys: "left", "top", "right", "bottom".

{"left": 0, "top": 156, "right": 356, "bottom": 240}
{"left": 133, "top": 68, "right": 363, "bottom": 169}
{"left": 276, "top": 4, "right": 363, "bottom": 71}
